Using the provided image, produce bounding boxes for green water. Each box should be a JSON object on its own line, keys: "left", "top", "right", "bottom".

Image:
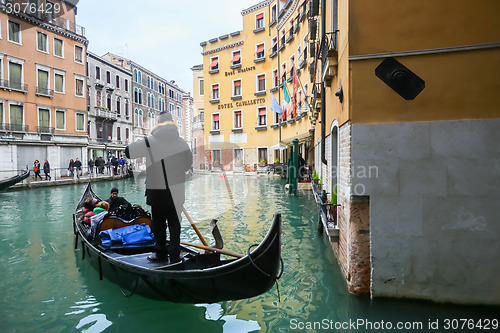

{"left": 0, "top": 175, "right": 498, "bottom": 332}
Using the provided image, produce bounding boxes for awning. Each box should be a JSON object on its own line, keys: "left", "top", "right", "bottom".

{"left": 212, "top": 84, "right": 219, "bottom": 90}
{"left": 269, "top": 39, "right": 278, "bottom": 50}
{"left": 256, "top": 44, "right": 265, "bottom": 54}
{"left": 270, "top": 142, "right": 289, "bottom": 149}
{"left": 256, "top": 13, "right": 264, "bottom": 20}
{"left": 258, "top": 108, "right": 266, "bottom": 116}
{"left": 234, "top": 80, "right": 241, "bottom": 87}
{"left": 213, "top": 114, "right": 219, "bottom": 121}
{"left": 210, "top": 58, "right": 219, "bottom": 68}
{"left": 231, "top": 52, "right": 240, "bottom": 63}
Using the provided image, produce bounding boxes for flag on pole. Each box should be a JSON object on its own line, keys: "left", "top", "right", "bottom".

{"left": 271, "top": 95, "right": 283, "bottom": 115}
{"left": 283, "top": 84, "right": 290, "bottom": 116}
{"left": 292, "top": 70, "right": 300, "bottom": 120}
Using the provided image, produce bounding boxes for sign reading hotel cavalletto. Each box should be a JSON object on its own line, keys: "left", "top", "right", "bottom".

{"left": 225, "top": 65, "right": 257, "bottom": 77}
{"left": 218, "top": 97, "right": 266, "bottom": 110}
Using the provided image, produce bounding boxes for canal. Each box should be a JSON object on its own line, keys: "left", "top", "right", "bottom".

{"left": 0, "top": 175, "right": 497, "bottom": 332}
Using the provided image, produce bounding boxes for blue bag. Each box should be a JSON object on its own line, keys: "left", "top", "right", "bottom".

{"left": 99, "top": 223, "right": 153, "bottom": 246}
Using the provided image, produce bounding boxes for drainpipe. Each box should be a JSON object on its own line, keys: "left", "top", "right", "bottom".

{"left": 320, "top": 0, "right": 327, "bottom": 166}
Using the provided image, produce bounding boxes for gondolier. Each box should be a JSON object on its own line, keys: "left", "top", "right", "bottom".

{"left": 125, "top": 111, "right": 192, "bottom": 263}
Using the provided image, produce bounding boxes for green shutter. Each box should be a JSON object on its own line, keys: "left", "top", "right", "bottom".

{"left": 38, "top": 70, "right": 48, "bottom": 90}
{"left": 56, "top": 111, "right": 65, "bottom": 129}
{"left": 54, "top": 38, "right": 63, "bottom": 57}
{"left": 8, "top": 21, "right": 20, "bottom": 43}
{"left": 10, "top": 105, "right": 23, "bottom": 126}
{"left": 0, "top": 103, "right": 3, "bottom": 125}
{"left": 37, "top": 32, "right": 47, "bottom": 52}
{"left": 55, "top": 74, "right": 63, "bottom": 92}
{"left": 39, "top": 108, "right": 50, "bottom": 129}
{"left": 76, "top": 113, "right": 84, "bottom": 131}
{"left": 9, "top": 62, "right": 22, "bottom": 86}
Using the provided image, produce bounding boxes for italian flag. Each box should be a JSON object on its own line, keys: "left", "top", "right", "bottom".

{"left": 283, "top": 84, "right": 290, "bottom": 114}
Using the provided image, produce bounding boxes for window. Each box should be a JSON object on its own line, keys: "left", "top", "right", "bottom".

{"left": 95, "top": 66, "right": 101, "bottom": 80}
{"left": 8, "top": 20, "right": 21, "bottom": 44}
{"left": 233, "top": 110, "right": 242, "bottom": 129}
{"left": 280, "top": 29, "right": 286, "bottom": 47}
{"left": 138, "top": 71, "right": 142, "bottom": 85}
{"left": 106, "top": 94, "right": 111, "bottom": 110}
{"left": 257, "top": 74, "right": 266, "bottom": 92}
{"left": 212, "top": 149, "right": 221, "bottom": 165}
{"left": 271, "top": 5, "right": 277, "bottom": 22}
{"left": 54, "top": 38, "right": 63, "bottom": 57}
{"left": 117, "top": 126, "right": 121, "bottom": 140}
{"left": 10, "top": 104, "right": 23, "bottom": 131}
{"left": 231, "top": 50, "right": 241, "bottom": 66}
{"left": 37, "top": 68, "right": 50, "bottom": 95}
{"left": 125, "top": 100, "right": 129, "bottom": 116}
{"left": 212, "top": 113, "right": 220, "bottom": 131}
{"left": 258, "top": 107, "right": 267, "bottom": 126}
{"left": 272, "top": 69, "right": 279, "bottom": 88}
{"left": 96, "top": 90, "right": 102, "bottom": 106}
{"left": 256, "top": 43, "right": 265, "bottom": 60}
{"left": 211, "top": 84, "right": 219, "bottom": 101}
{"left": 9, "top": 61, "right": 23, "bottom": 90}
{"left": 106, "top": 71, "right": 111, "bottom": 84}
{"left": 125, "top": 79, "right": 129, "bottom": 91}
{"left": 271, "top": 36, "right": 278, "bottom": 54}
{"left": 210, "top": 56, "right": 219, "bottom": 72}
{"left": 38, "top": 108, "right": 50, "bottom": 132}
{"left": 177, "top": 106, "right": 181, "bottom": 117}
{"left": 37, "top": 31, "right": 48, "bottom": 52}
{"left": 126, "top": 128, "right": 130, "bottom": 142}
{"left": 199, "top": 79, "right": 204, "bottom": 96}
{"left": 255, "top": 13, "right": 264, "bottom": 30}
{"left": 234, "top": 148, "right": 243, "bottom": 164}
{"left": 138, "top": 89, "right": 142, "bottom": 104}
{"left": 0, "top": 103, "right": 3, "bottom": 126}
{"left": 233, "top": 79, "right": 241, "bottom": 97}
{"left": 76, "top": 112, "right": 85, "bottom": 131}
{"left": 75, "top": 75, "right": 84, "bottom": 97}
{"left": 258, "top": 147, "right": 268, "bottom": 164}
{"left": 56, "top": 110, "right": 65, "bottom": 130}
{"left": 169, "top": 103, "right": 174, "bottom": 113}
{"left": 133, "top": 69, "right": 138, "bottom": 82}
{"left": 281, "top": 62, "right": 287, "bottom": 82}
{"left": 134, "top": 109, "right": 139, "bottom": 125}
{"left": 138, "top": 110, "right": 143, "bottom": 127}
{"left": 116, "top": 75, "right": 120, "bottom": 88}
{"left": 74, "top": 45, "right": 83, "bottom": 63}
{"left": 289, "top": 55, "right": 295, "bottom": 76}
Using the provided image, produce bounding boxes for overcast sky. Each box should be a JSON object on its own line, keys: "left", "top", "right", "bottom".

{"left": 76, "top": 0, "right": 261, "bottom": 94}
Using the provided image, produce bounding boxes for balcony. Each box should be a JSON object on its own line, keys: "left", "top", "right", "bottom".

{"left": 0, "top": 80, "right": 28, "bottom": 93}
{"left": 89, "top": 107, "right": 117, "bottom": 121}
{"left": 0, "top": 124, "right": 29, "bottom": 132}
{"left": 320, "top": 32, "right": 339, "bottom": 86}
{"left": 36, "top": 86, "right": 54, "bottom": 98}
{"left": 37, "top": 126, "right": 55, "bottom": 134}
{"left": 105, "top": 83, "right": 116, "bottom": 91}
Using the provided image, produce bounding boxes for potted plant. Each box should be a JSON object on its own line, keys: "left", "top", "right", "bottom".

{"left": 259, "top": 159, "right": 267, "bottom": 166}
{"left": 235, "top": 158, "right": 242, "bottom": 167}
{"left": 213, "top": 160, "right": 220, "bottom": 167}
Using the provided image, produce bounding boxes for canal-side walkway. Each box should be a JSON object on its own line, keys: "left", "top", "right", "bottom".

{"left": 8, "top": 171, "right": 130, "bottom": 190}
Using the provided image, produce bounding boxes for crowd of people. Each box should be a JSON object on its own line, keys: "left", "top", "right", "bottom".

{"left": 31, "top": 156, "right": 128, "bottom": 181}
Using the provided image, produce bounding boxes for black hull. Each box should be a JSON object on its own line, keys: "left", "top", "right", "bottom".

{"left": 0, "top": 169, "right": 30, "bottom": 191}
{"left": 74, "top": 183, "right": 282, "bottom": 303}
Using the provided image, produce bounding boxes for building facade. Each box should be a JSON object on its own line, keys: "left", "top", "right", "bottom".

{"left": 200, "top": 0, "right": 314, "bottom": 172}
{"left": 190, "top": 64, "right": 207, "bottom": 170}
{"left": 182, "top": 92, "right": 193, "bottom": 148}
{"left": 103, "top": 53, "right": 187, "bottom": 168}
{"left": 310, "top": 0, "right": 500, "bottom": 305}
{"left": 0, "top": 0, "right": 88, "bottom": 177}
{"left": 86, "top": 51, "right": 132, "bottom": 161}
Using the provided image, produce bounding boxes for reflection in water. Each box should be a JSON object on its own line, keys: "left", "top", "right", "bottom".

{"left": 196, "top": 303, "right": 261, "bottom": 332}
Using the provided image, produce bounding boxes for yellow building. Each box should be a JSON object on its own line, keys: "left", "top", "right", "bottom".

{"left": 201, "top": 0, "right": 314, "bottom": 172}
{"left": 0, "top": 0, "right": 88, "bottom": 176}
{"left": 312, "top": 0, "right": 500, "bottom": 304}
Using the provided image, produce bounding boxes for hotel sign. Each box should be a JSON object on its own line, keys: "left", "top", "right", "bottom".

{"left": 225, "top": 65, "right": 257, "bottom": 77}
{"left": 218, "top": 97, "right": 266, "bottom": 110}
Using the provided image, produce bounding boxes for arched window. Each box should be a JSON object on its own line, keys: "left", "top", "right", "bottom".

{"left": 134, "top": 108, "right": 138, "bottom": 126}
{"left": 96, "top": 90, "right": 102, "bottom": 106}
{"left": 138, "top": 89, "right": 142, "bottom": 104}
{"left": 133, "top": 69, "right": 138, "bottom": 82}
{"left": 139, "top": 109, "right": 143, "bottom": 127}
{"left": 106, "top": 94, "right": 111, "bottom": 110}
{"left": 134, "top": 88, "right": 138, "bottom": 103}
{"left": 116, "top": 97, "right": 121, "bottom": 115}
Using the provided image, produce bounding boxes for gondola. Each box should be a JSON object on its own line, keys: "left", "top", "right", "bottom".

{"left": 73, "top": 183, "right": 282, "bottom": 303}
{"left": 0, "top": 167, "right": 30, "bottom": 191}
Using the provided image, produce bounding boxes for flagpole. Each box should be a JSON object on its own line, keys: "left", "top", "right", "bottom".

{"left": 277, "top": 0, "right": 281, "bottom": 146}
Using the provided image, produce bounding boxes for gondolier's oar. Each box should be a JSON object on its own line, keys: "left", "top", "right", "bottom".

{"left": 180, "top": 241, "right": 243, "bottom": 258}
{"left": 182, "top": 208, "right": 209, "bottom": 247}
